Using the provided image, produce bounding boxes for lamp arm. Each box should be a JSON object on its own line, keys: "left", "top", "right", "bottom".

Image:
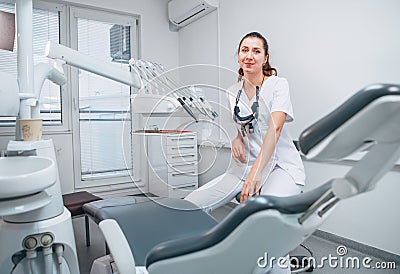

{"left": 45, "top": 41, "right": 141, "bottom": 89}
{"left": 29, "top": 62, "right": 67, "bottom": 119}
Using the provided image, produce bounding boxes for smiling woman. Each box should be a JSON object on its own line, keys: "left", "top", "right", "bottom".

{"left": 185, "top": 32, "right": 305, "bottom": 239}
{"left": 237, "top": 31, "right": 276, "bottom": 82}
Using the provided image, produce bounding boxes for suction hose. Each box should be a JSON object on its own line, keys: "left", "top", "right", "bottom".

{"left": 43, "top": 246, "right": 54, "bottom": 274}
{"left": 26, "top": 250, "right": 37, "bottom": 274}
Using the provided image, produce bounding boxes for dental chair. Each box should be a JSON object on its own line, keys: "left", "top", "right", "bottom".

{"left": 84, "top": 83, "right": 400, "bottom": 274}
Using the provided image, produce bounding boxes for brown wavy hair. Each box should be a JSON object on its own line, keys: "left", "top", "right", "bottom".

{"left": 237, "top": 31, "right": 277, "bottom": 81}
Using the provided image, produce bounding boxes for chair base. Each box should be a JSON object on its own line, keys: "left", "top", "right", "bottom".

{"left": 290, "top": 255, "right": 314, "bottom": 273}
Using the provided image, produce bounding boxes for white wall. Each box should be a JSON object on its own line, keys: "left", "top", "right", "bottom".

{"left": 177, "top": 0, "right": 400, "bottom": 255}
{"left": 176, "top": 11, "right": 225, "bottom": 143}
{"left": 218, "top": 0, "right": 400, "bottom": 136}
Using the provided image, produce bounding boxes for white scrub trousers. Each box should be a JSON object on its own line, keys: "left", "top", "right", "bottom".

{"left": 185, "top": 165, "right": 303, "bottom": 212}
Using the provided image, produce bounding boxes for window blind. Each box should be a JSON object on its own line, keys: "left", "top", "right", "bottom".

{"left": 77, "top": 17, "right": 133, "bottom": 180}
{"left": 0, "top": 2, "right": 61, "bottom": 125}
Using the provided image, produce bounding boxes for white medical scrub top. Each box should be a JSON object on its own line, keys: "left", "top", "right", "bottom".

{"left": 227, "top": 75, "right": 305, "bottom": 185}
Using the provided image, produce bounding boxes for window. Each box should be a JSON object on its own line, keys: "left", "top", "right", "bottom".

{"left": 69, "top": 7, "right": 139, "bottom": 187}
{"left": 0, "top": 1, "right": 140, "bottom": 191}
{"left": 0, "top": 1, "right": 64, "bottom": 127}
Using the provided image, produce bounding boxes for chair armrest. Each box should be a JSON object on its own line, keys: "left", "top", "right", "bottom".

{"left": 99, "top": 219, "right": 137, "bottom": 274}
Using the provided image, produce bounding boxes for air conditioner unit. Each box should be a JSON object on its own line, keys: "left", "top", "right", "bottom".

{"left": 168, "top": 0, "right": 219, "bottom": 28}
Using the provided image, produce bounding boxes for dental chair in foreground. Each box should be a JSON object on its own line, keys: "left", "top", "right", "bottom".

{"left": 85, "top": 84, "right": 400, "bottom": 274}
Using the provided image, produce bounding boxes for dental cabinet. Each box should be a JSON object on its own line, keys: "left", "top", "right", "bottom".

{"left": 135, "top": 131, "right": 199, "bottom": 198}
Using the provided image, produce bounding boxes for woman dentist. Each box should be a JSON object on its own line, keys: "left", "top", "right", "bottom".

{"left": 185, "top": 32, "right": 305, "bottom": 219}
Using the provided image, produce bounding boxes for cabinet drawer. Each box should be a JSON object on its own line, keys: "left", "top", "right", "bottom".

{"left": 168, "top": 161, "right": 197, "bottom": 173}
{"left": 166, "top": 135, "right": 197, "bottom": 146}
{"left": 168, "top": 184, "right": 198, "bottom": 199}
{"left": 166, "top": 145, "right": 196, "bottom": 156}
{"left": 167, "top": 171, "right": 198, "bottom": 187}
{"left": 166, "top": 153, "right": 197, "bottom": 164}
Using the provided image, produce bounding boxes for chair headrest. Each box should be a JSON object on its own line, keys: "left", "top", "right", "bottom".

{"left": 299, "top": 84, "right": 400, "bottom": 160}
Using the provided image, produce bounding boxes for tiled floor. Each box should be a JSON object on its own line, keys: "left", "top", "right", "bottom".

{"left": 73, "top": 204, "right": 399, "bottom": 274}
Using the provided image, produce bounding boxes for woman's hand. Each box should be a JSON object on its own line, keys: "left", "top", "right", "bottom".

{"left": 231, "top": 136, "right": 247, "bottom": 163}
{"left": 239, "top": 112, "right": 286, "bottom": 203}
{"left": 240, "top": 171, "right": 262, "bottom": 203}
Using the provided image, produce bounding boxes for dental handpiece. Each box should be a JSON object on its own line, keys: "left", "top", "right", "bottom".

{"left": 200, "top": 97, "right": 218, "bottom": 118}
{"left": 177, "top": 98, "right": 198, "bottom": 122}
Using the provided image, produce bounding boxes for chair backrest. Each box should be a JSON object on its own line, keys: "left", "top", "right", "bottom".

{"left": 299, "top": 83, "right": 400, "bottom": 161}
{"left": 146, "top": 182, "right": 333, "bottom": 274}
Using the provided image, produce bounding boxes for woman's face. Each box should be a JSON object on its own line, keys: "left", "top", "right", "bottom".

{"left": 238, "top": 37, "right": 268, "bottom": 75}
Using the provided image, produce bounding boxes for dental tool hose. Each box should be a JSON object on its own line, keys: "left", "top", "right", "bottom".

{"left": 129, "top": 58, "right": 218, "bottom": 120}
{"left": 26, "top": 249, "right": 37, "bottom": 274}
{"left": 43, "top": 246, "right": 54, "bottom": 274}
{"left": 55, "top": 244, "right": 64, "bottom": 274}
{"left": 178, "top": 98, "right": 198, "bottom": 122}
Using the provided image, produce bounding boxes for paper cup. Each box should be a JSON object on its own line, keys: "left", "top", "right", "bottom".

{"left": 20, "top": 119, "right": 43, "bottom": 141}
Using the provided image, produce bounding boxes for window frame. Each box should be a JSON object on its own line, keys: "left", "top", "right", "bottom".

{"left": 68, "top": 6, "right": 140, "bottom": 188}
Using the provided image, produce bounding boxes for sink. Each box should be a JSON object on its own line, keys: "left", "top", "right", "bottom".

{"left": 0, "top": 156, "right": 57, "bottom": 199}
